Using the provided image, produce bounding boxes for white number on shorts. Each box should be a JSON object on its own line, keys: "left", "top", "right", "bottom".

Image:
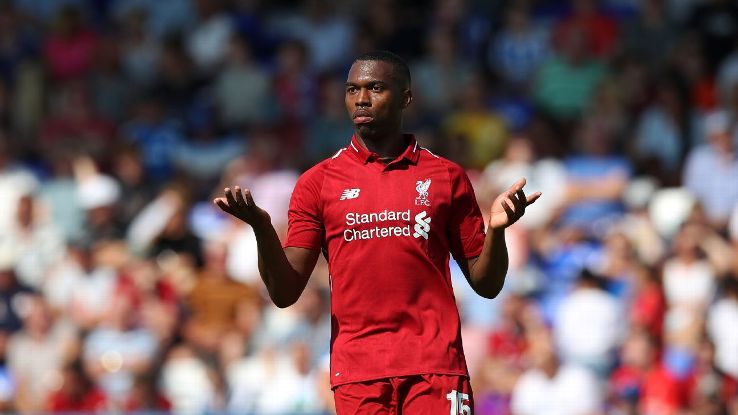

{"left": 446, "top": 390, "right": 471, "bottom": 415}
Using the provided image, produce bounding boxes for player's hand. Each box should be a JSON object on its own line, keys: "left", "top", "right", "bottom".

{"left": 213, "top": 186, "right": 271, "bottom": 228}
{"left": 488, "top": 178, "right": 541, "bottom": 230}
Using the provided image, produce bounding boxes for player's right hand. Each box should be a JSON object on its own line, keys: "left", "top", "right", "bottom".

{"left": 213, "top": 186, "right": 271, "bottom": 228}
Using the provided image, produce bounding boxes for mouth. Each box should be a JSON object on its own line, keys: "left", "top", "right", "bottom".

{"left": 353, "top": 111, "right": 374, "bottom": 124}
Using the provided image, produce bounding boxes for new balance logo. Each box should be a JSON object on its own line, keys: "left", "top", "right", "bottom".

{"left": 340, "top": 188, "right": 360, "bottom": 200}
{"left": 413, "top": 211, "right": 431, "bottom": 239}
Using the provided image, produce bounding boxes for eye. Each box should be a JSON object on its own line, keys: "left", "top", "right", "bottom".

{"left": 346, "top": 86, "right": 357, "bottom": 94}
{"left": 372, "top": 84, "right": 384, "bottom": 92}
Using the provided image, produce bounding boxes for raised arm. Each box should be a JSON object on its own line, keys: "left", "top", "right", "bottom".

{"left": 460, "top": 178, "right": 541, "bottom": 299}
{"left": 214, "top": 186, "right": 320, "bottom": 308}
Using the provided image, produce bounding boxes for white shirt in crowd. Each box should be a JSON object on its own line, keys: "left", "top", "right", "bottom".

{"left": 227, "top": 349, "right": 321, "bottom": 414}
{"left": 511, "top": 364, "right": 602, "bottom": 415}
{"left": 554, "top": 287, "right": 623, "bottom": 369}
{"left": 662, "top": 258, "right": 715, "bottom": 307}
{"left": 707, "top": 297, "right": 738, "bottom": 378}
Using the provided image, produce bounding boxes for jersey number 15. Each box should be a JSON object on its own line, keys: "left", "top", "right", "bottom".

{"left": 446, "top": 390, "right": 471, "bottom": 415}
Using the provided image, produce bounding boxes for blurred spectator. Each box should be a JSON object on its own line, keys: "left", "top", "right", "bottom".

{"left": 82, "top": 294, "right": 158, "bottom": 405}
{"left": 118, "top": 8, "right": 161, "bottom": 88}
{"left": 413, "top": 30, "right": 473, "bottom": 116}
{"left": 38, "top": 84, "right": 115, "bottom": 162}
{"left": 273, "top": 40, "right": 318, "bottom": 127}
{"left": 183, "top": 240, "right": 259, "bottom": 355}
{"left": 89, "top": 34, "right": 131, "bottom": 123}
{"left": 686, "top": 337, "right": 738, "bottom": 412}
{"left": 628, "top": 266, "right": 667, "bottom": 341}
{"left": 510, "top": 329, "right": 603, "bottom": 415}
{"left": 135, "top": 188, "right": 203, "bottom": 267}
{"left": 42, "top": 6, "right": 98, "bottom": 81}
{"left": 481, "top": 135, "right": 566, "bottom": 229}
{"left": 534, "top": 26, "right": 607, "bottom": 126}
{"left": 214, "top": 34, "right": 274, "bottom": 129}
{"left": 616, "top": 178, "right": 667, "bottom": 266}
{"left": 552, "top": 0, "right": 620, "bottom": 59}
{"left": 151, "top": 35, "right": 203, "bottom": 118}
{"left": 590, "top": 231, "right": 639, "bottom": 298}
{"left": 7, "top": 295, "right": 77, "bottom": 413}
{"left": 558, "top": 120, "right": 631, "bottom": 235}
{"left": 110, "top": 0, "right": 195, "bottom": 39}
{"left": 122, "top": 373, "right": 172, "bottom": 412}
{"left": 441, "top": 74, "right": 508, "bottom": 169}
{"left": 663, "top": 223, "right": 717, "bottom": 312}
{"left": 621, "top": 0, "right": 678, "bottom": 66}
{"left": 554, "top": 269, "right": 623, "bottom": 375}
{"left": 473, "top": 294, "right": 537, "bottom": 414}
{"left": 583, "top": 77, "right": 629, "bottom": 149}
{"left": 110, "top": 144, "right": 158, "bottom": 225}
{"left": 160, "top": 343, "right": 217, "bottom": 415}
{"left": 686, "top": 0, "right": 738, "bottom": 73}
{"left": 119, "top": 95, "right": 183, "bottom": 182}
{"left": 608, "top": 328, "right": 685, "bottom": 415}
{"left": 43, "top": 241, "right": 118, "bottom": 331}
{"left": 0, "top": 265, "right": 35, "bottom": 338}
{"left": 46, "top": 359, "right": 109, "bottom": 413}
{"left": 273, "top": 0, "right": 354, "bottom": 73}
{"left": 669, "top": 33, "right": 717, "bottom": 114}
{"left": 38, "top": 150, "right": 85, "bottom": 242}
{"left": 229, "top": 0, "right": 276, "bottom": 61}
{"left": 430, "top": 0, "right": 489, "bottom": 60}
{"left": 717, "top": 37, "right": 738, "bottom": 113}
{"left": 0, "top": 192, "right": 64, "bottom": 289}
{"left": 227, "top": 342, "right": 322, "bottom": 414}
{"left": 633, "top": 73, "right": 694, "bottom": 183}
{"left": 0, "top": 2, "right": 39, "bottom": 85}
{"left": 707, "top": 276, "right": 738, "bottom": 379}
{"left": 683, "top": 109, "right": 738, "bottom": 229}
{"left": 285, "top": 285, "right": 331, "bottom": 367}
{"left": 75, "top": 171, "right": 125, "bottom": 242}
{"left": 169, "top": 103, "right": 245, "bottom": 187}
{"left": 304, "top": 75, "right": 354, "bottom": 165}
{"left": 186, "top": 0, "right": 233, "bottom": 74}
{"left": 0, "top": 139, "right": 39, "bottom": 233}
{"left": 488, "top": 3, "right": 549, "bottom": 92}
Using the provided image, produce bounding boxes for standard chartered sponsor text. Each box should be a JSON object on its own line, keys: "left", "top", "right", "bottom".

{"left": 344, "top": 209, "right": 413, "bottom": 241}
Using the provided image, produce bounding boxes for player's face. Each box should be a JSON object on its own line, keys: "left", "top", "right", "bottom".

{"left": 345, "top": 60, "right": 410, "bottom": 137}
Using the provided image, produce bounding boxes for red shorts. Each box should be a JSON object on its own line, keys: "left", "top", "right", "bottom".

{"left": 333, "top": 374, "right": 474, "bottom": 415}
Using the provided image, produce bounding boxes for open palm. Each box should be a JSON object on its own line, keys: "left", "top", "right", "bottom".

{"left": 489, "top": 178, "right": 541, "bottom": 230}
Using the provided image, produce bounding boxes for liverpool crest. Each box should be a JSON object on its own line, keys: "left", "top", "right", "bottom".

{"left": 415, "top": 179, "right": 431, "bottom": 206}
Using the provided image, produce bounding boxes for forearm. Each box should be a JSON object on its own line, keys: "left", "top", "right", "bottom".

{"left": 468, "top": 227, "right": 509, "bottom": 299}
{"left": 252, "top": 222, "right": 307, "bottom": 308}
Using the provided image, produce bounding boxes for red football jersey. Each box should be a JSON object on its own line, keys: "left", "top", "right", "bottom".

{"left": 284, "top": 134, "right": 486, "bottom": 387}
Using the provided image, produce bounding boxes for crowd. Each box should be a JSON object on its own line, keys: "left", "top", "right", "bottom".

{"left": 0, "top": 0, "right": 737, "bottom": 413}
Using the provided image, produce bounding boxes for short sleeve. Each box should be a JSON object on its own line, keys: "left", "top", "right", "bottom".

{"left": 447, "top": 164, "right": 486, "bottom": 260}
{"left": 283, "top": 166, "right": 324, "bottom": 250}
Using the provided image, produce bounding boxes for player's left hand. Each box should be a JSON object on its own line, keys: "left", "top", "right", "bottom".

{"left": 489, "top": 178, "right": 541, "bottom": 230}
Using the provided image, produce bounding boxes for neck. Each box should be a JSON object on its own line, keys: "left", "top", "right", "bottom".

{"left": 355, "top": 130, "right": 407, "bottom": 159}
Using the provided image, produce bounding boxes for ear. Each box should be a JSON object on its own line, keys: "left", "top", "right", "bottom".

{"left": 402, "top": 89, "right": 413, "bottom": 109}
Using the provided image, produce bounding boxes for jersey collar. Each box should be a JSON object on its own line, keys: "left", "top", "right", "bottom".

{"left": 349, "top": 134, "right": 421, "bottom": 165}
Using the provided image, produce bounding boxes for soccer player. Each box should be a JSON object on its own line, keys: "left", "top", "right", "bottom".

{"left": 214, "top": 51, "right": 541, "bottom": 414}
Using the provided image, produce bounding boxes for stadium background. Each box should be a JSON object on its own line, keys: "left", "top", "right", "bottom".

{"left": 0, "top": 0, "right": 737, "bottom": 413}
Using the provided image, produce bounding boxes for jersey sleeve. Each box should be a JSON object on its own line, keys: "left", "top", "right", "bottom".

{"left": 283, "top": 166, "right": 324, "bottom": 250}
{"left": 447, "top": 164, "right": 486, "bottom": 260}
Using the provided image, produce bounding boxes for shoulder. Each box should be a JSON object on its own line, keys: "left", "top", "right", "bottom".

{"left": 418, "top": 147, "right": 467, "bottom": 178}
{"left": 685, "top": 145, "right": 715, "bottom": 166}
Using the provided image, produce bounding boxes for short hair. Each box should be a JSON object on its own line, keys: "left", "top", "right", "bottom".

{"left": 354, "top": 50, "right": 411, "bottom": 89}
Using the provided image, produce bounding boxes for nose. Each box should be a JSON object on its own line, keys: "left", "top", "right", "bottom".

{"left": 356, "top": 88, "right": 370, "bottom": 107}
